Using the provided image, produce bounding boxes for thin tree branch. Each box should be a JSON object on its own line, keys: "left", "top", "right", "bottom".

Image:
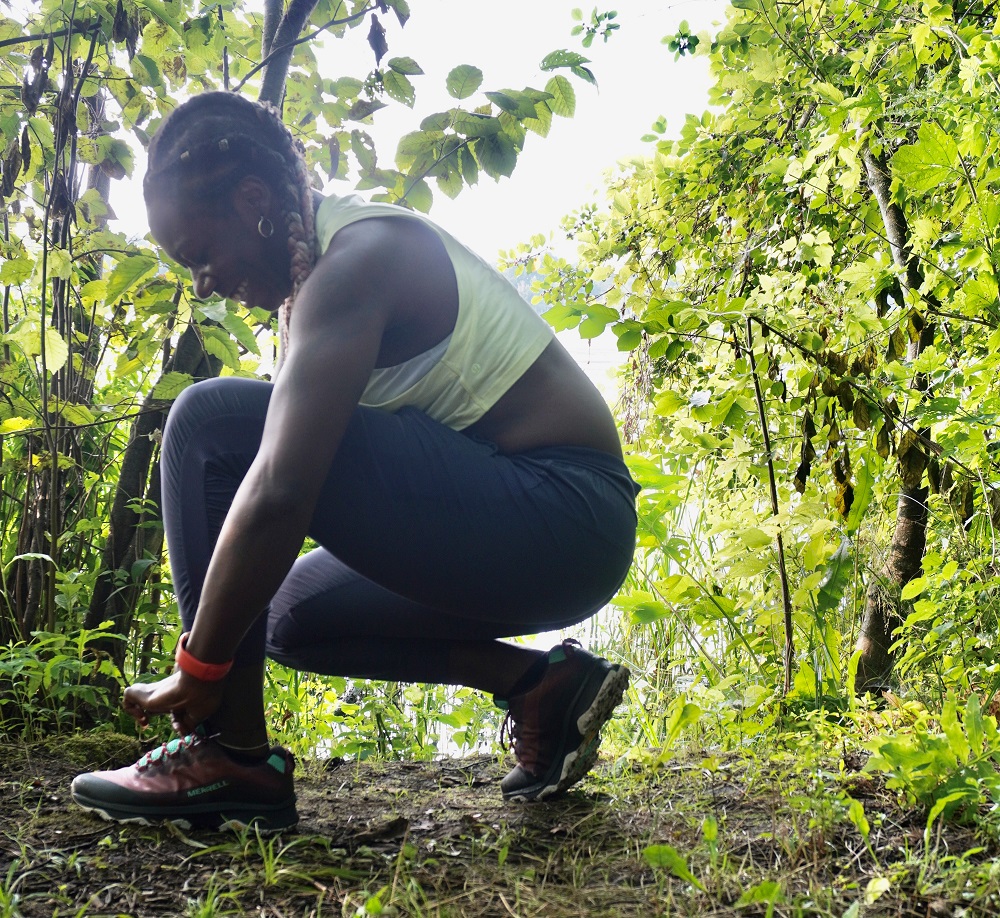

{"left": 744, "top": 317, "right": 796, "bottom": 696}
{"left": 0, "top": 22, "right": 100, "bottom": 51}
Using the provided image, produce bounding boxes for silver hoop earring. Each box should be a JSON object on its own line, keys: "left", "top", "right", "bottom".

{"left": 257, "top": 216, "right": 274, "bottom": 239}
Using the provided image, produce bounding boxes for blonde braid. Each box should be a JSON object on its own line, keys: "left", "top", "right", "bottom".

{"left": 252, "top": 101, "right": 318, "bottom": 361}
{"left": 276, "top": 150, "right": 318, "bottom": 358}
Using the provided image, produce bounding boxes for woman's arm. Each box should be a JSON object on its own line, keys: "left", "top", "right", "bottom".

{"left": 125, "top": 219, "right": 408, "bottom": 728}
{"left": 183, "top": 234, "right": 390, "bottom": 663}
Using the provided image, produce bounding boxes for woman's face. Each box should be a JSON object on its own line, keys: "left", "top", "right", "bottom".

{"left": 147, "top": 187, "right": 291, "bottom": 311}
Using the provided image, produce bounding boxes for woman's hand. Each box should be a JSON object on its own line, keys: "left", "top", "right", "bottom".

{"left": 123, "top": 671, "right": 225, "bottom": 737}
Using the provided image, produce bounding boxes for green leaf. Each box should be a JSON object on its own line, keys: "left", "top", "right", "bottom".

{"left": 419, "top": 112, "right": 453, "bottom": 132}
{"left": 486, "top": 91, "right": 537, "bottom": 120}
{"left": 642, "top": 844, "right": 704, "bottom": 890}
{"left": 383, "top": 71, "right": 415, "bottom": 107}
{"left": 737, "top": 880, "right": 784, "bottom": 907}
{"left": 941, "top": 693, "right": 970, "bottom": 762}
{"left": 436, "top": 168, "right": 464, "bottom": 199}
{"left": 7, "top": 320, "right": 69, "bottom": 373}
{"left": 475, "top": 133, "right": 517, "bottom": 179}
{"left": 847, "top": 798, "right": 870, "bottom": 842}
{"left": 0, "top": 256, "right": 33, "bottom": 285}
{"left": 48, "top": 249, "right": 72, "bottom": 280}
{"left": 401, "top": 177, "right": 433, "bottom": 213}
{"left": 845, "top": 453, "right": 873, "bottom": 532}
{"left": 816, "top": 539, "right": 853, "bottom": 616}
{"left": 201, "top": 326, "right": 241, "bottom": 370}
{"left": 0, "top": 417, "right": 34, "bottom": 434}
{"left": 814, "top": 82, "right": 844, "bottom": 105}
{"left": 926, "top": 790, "right": 973, "bottom": 837}
{"left": 451, "top": 112, "right": 501, "bottom": 138}
{"left": 900, "top": 577, "right": 926, "bottom": 601}
{"left": 459, "top": 147, "right": 479, "bottom": 186}
{"left": 58, "top": 403, "right": 96, "bottom": 426}
{"left": 351, "top": 130, "right": 377, "bottom": 173}
{"left": 384, "top": 0, "right": 410, "bottom": 26}
{"left": 102, "top": 138, "right": 136, "bottom": 180}
{"left": 966, "top": 695, "right": 986, "bottom": 757}
{"left": 663, "top": 699, "right": 702, "bottom": 748}
{"left": 222, "top": 312, "right": 261, "bottom": 356}
{"left": 131, "top": 53, "right": 163, "bottom": 89}
{"left": 891, "top": 122, "right": 961, "bottom": 194}
{"left": 524, "top": 101, "right": 553, "bottom": 138}
{"left": 446, "top": 65, "right": 483, "bottom": 100}
{"left": 152, "top": 372, "right": 194, "bottom": 401}
{"left": 545, "top": 75, "right": 576, "bottom": 117}
{"left": 540, "top": 49, "right": 591, "bottom": 70}
{"left": 388, "top": 56, "right": 423, "bottom": 76}
{"left": 196, "top": 301, "right": 228, "bottom": 323}
{"left": 740, "top": 528, "right": 772, "bottom": 549}
{"left": 106, "top": 255, "right": 158, "bottom": 304}
{"left": 348, "top": 99, "right": 387, "bottom": 121}
{"left": 616, "top": 591, "right": 670, "bottom": 625}
{"left": 43, "top": 326, "right": 69, "bottom": 374}
{"left": 136, "top": 0, "right": 185, "bottom": 38}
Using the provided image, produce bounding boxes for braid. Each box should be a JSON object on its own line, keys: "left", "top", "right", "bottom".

{"left": 144, "top": 92, "right": 317, "bottom": 356}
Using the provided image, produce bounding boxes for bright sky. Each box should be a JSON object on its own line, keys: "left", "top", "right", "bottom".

{"left": 112, "top": 1, "right": 728, "bottom": 257}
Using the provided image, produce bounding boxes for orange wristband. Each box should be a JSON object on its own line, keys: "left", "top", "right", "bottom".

{"left": 174, "top": 632, "right": 233, "bottom": 681}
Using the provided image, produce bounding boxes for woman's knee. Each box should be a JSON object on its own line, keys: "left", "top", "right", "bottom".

{"left": 163, "top": 378, "right": 270, "bottom": 459}
{"left": 168, "top": 377, "right": 266, "bottom": 428}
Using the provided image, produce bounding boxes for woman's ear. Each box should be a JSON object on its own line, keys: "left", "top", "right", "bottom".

{"left": 231, "top": 175, "right": 274, "bottom": 228}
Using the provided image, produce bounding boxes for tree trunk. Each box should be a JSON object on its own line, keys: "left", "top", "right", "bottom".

{"left": 258, "top": 0, "right": 321, "bottom": 106}
{"left": 855, "top": 140, "right": 936, "bottom": 693}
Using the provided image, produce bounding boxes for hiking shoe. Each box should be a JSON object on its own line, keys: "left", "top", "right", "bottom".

{"left": 70, "top": 731, "right": 298, "bottom": 834}
{"left": 496, "top": 640, "right": 629, "bottom": 802}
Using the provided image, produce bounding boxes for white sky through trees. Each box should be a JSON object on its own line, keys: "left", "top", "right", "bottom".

{"left": 334, "top": 0, "right": 728, "bottom": 258}
{"left": 111, "top": 1, "right": 726, "bottom": 258}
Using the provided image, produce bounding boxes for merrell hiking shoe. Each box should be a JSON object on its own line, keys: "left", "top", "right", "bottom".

{"left": 71, "top": 731, "right": 298, "bottom": 833}
{"left": 496, "top": 640, "right": 629, "bottom": 802}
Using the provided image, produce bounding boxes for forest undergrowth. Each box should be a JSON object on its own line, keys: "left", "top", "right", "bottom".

{"left": 4, "top": 692, "right": 1000, "bottom": 918}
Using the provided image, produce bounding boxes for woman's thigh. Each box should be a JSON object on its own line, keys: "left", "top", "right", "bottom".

{"left": 163, "top": 376, "right": 636, "bottom": 626}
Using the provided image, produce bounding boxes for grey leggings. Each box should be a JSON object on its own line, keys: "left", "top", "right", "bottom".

{"left": 160, "top": 377, "right": 640, "bottom": 682}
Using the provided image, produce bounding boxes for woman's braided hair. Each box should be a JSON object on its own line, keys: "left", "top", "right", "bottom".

{"left": 143, "top": 92, "right": 316, "bottom": 354}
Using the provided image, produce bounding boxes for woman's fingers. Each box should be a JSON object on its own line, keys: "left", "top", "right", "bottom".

{"left": 122, "top": 672, "right": 224, "bottom": 736}
{"left": 123, "top": 674, "right": 182, "bottom": 727}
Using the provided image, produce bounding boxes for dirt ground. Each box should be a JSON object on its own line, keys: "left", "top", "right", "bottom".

{"left": 2, "top": 734, "right": 999, "bottom": 917}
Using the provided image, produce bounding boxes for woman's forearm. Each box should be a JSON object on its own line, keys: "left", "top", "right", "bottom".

{"left": 183, "top": 474, "right": 313, "bottom": 663}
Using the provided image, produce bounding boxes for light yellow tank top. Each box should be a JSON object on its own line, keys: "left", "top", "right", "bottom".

{"left": 315, "top": 193, "right": 554, "bottom": 431}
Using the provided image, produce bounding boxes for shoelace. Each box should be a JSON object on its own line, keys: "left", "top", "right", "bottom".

{"left": 499, "top": 711, "right": 521, "bottom": 753}
{"left": 136, "top": 732, "right": 201, "bottom": 771}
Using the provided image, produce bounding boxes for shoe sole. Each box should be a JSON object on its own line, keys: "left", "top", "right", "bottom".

{"left": 504, "top": 663, "right": 630, "bottom": 803}
{"left": 72, "top": 794, "right": 298, "bottom": 835}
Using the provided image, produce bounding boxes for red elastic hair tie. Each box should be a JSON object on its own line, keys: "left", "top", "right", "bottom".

{"left": 174, "top": 632, "right": 234, "bottom": 682}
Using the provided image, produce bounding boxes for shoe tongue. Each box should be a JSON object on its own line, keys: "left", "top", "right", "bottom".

{"left": 501, "top": 654, "right": 551, "bottom": 702}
